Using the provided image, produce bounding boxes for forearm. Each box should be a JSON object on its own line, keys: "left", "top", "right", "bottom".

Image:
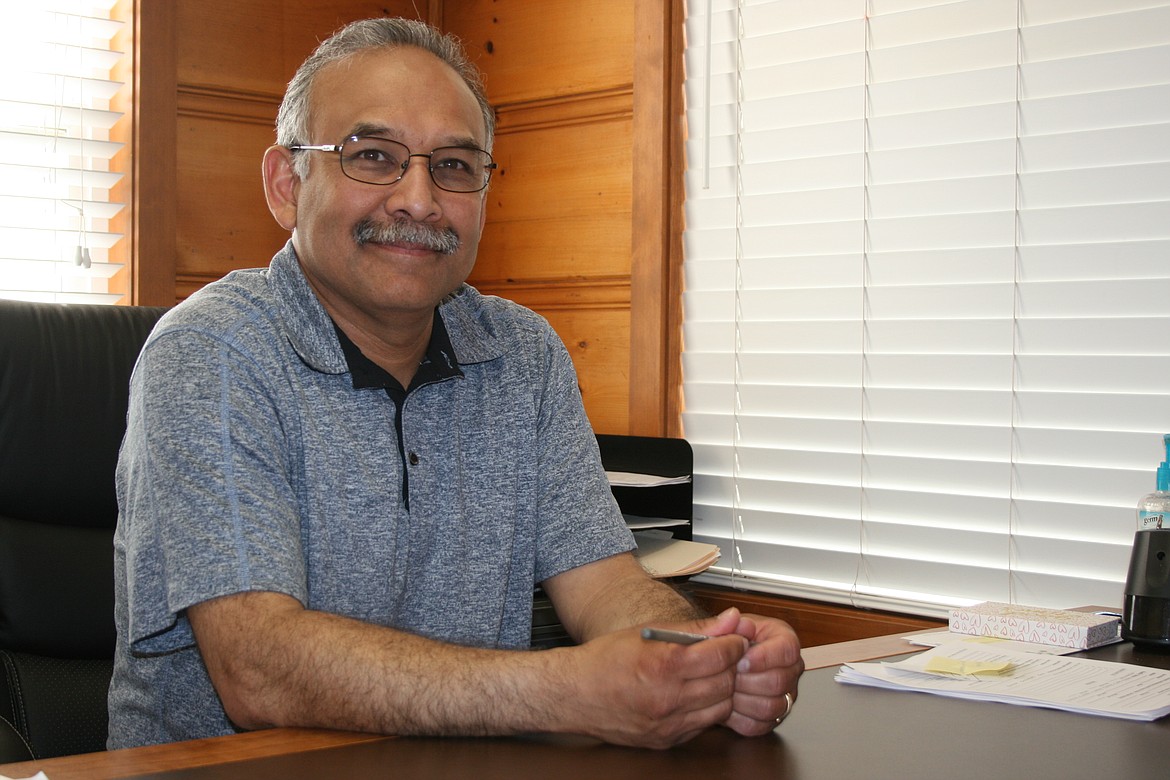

{"left": 191, "top": 589, "right": 754, "bottom": 748}
{"left": 579, "top": 577, "right": 703, "bottom": 640}
{"left": 189, "top": 592, "right": 575, "bottom": 737}
{"left": 543, "top": 553, "right": 706, "bottom": 642}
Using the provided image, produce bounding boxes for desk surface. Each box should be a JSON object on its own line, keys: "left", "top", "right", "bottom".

{"left": 4, "top": 638, "right": 1168, "bottom": 780}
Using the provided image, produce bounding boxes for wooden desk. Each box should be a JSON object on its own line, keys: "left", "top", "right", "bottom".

{"left": 0, "top": 730, "right": 386, "bottom": 780}
{"left": 4, "top": 638, "right": 1168, "bottom": 780}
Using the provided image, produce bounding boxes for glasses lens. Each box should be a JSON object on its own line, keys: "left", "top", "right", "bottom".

{"left": 337, "top": 137, "right": 493, "bottom": 192}
{"left": 339, "top": 137, "right": 409, "bottom": 185}
{"left": 429, "top": 147, "right": 493, "bottom": 192}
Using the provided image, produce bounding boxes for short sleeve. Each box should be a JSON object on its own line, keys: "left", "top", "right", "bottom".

{"left": 116, "top": 324, "right": 308, "bottom": 655}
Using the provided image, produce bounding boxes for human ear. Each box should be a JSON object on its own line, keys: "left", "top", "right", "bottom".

{"left": 262, "top": 145, "right": 300, "bottom": 231}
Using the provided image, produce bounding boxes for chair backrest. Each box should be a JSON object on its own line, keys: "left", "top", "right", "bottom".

{"left": 0, "top": 299, "right": 167, "bottom": 761}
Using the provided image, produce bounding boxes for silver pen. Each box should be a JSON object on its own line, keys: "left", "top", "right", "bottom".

{"left": 641, "top": 627, "right": 710, "bottom": 645}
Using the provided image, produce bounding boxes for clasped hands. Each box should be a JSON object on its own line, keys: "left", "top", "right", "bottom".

{"left": 575, "top": 607, "right": 803, "bottom": 748}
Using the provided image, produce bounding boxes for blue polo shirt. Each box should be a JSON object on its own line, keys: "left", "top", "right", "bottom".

{"left": 108, "top": 241, "right": 634, "bottom": 748}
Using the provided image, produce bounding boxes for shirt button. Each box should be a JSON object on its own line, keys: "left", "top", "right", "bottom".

{"left": 408, "top": 452, "right": 420, "bottom": 466}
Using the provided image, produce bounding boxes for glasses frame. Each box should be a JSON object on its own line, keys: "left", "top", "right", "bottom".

{"left": 289, "top": 135, "right": 497, "bottom": 193}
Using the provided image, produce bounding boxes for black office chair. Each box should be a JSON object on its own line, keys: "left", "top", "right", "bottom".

{"left": 0, "top": 299, "right": 167, "bottom": 761}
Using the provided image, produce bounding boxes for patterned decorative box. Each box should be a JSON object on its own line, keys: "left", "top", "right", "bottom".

{"left": 948, "top": 602, "right": 1121, "bottom": 649}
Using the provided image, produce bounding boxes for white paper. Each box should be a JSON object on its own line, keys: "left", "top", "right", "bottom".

{"left": 904, "top": 629, "right": 1123, "bottom": 656}
{"left": 0, "top": 773, "right": 49, "bottom": 780}
{"left": 605, "top": 470, "right": 691, "bottom": 488}
{"left": 836, "top": 643, "right": 1170, "bottom": 721}
{"left": 622, "top": 514, "right": 689, "bottom": 530}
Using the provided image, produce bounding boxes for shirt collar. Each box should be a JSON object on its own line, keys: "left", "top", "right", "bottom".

{"left": 268, "top": 240, "right": 499, "bottom": 375}
{"left": 333, "top": 308, "right": 464, "bottom": 392}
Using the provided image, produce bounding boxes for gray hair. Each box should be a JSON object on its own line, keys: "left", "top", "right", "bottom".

{"left": 277, "top": 18, "right": 495, "bottom": 178}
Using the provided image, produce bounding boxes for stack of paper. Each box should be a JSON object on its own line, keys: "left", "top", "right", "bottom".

{"left": 836, "top": 643, "right": 1170, "bottom": 721}
{"left": 633, "top": 530, "right": 720, "bottom": 578}
{"left": 905, "top": 629, "right": 1122, "bottom": 656}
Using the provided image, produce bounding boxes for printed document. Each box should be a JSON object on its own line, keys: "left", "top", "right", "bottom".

{"left": 836, "top": 643, "right": 1170, "bottom": 721}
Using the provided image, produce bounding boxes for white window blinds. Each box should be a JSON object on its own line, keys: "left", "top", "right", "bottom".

{"left": 682, "top": 0, "right": 1170, "bottom": 618}
{"left": 0, "top": 0, "right": 127, "bottom": 304}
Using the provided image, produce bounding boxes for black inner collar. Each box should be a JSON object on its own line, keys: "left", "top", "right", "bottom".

{"left": 332, "top": 308, "right": 463, "bottom": 393}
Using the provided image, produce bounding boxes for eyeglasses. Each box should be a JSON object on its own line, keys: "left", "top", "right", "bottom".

{"left": 289, "top": 135, "right": 497, "bottom": 193}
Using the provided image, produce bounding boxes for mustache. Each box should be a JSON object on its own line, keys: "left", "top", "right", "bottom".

{"left": 352, "top": 218, "right": 460, "bottom": 255}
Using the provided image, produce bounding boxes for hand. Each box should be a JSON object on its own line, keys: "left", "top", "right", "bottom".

{"left": 568, "top": 609, "right": 749, "bottom": 748}
{"left": 712, "top": 612, "right": 804, "bottom": 736}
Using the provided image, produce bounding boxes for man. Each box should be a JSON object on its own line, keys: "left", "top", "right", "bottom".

{"left": 108, "top": 17, "right": 802, "bottom": 750}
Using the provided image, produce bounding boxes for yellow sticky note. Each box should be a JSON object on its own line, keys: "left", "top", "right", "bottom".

{"left": 924, "top": 656, "right": 1014, "bottom": 676}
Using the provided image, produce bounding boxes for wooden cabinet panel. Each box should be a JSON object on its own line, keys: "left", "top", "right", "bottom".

{"left": 474, "top": 212, "right": 628, "bottom": 286}
{"left": 487, "top": 120, "right": 632, "bottom": 228}
{"left": 175, "top": 115, "right": 288, "bottom": 292}
{"left": 441, "top": 1, "right": 634, "bottom": 106}
{"left": 542, "top": 307, "right": 630, "bottom": 434}
{"left": 175, "top": 0, "right": 409, "bottom": 96}
{"left": 176, "top": 0, "right": 287, "bottom": 94}
{"left": 472, "top": 118, "right": 632, "bottom": 284}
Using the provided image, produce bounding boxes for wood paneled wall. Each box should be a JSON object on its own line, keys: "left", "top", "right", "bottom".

{"left": 129, "top": 0, "right": 683, "bottom": 436}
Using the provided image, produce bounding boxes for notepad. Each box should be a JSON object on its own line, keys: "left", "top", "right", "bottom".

{"left": 948, "top": 602, "right": 1121, "bottom": 650}
{"left": 922, "top": 655, "right": 1014, "bottom": 677}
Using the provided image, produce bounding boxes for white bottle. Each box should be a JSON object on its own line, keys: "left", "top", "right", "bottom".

{"left": 1137, "top": 434, "right": 1170, "bottom": 530}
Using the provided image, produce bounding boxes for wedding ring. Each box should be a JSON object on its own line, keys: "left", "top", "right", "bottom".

{"left": 774, "top": 691, "right": 794, "bottom": 726}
